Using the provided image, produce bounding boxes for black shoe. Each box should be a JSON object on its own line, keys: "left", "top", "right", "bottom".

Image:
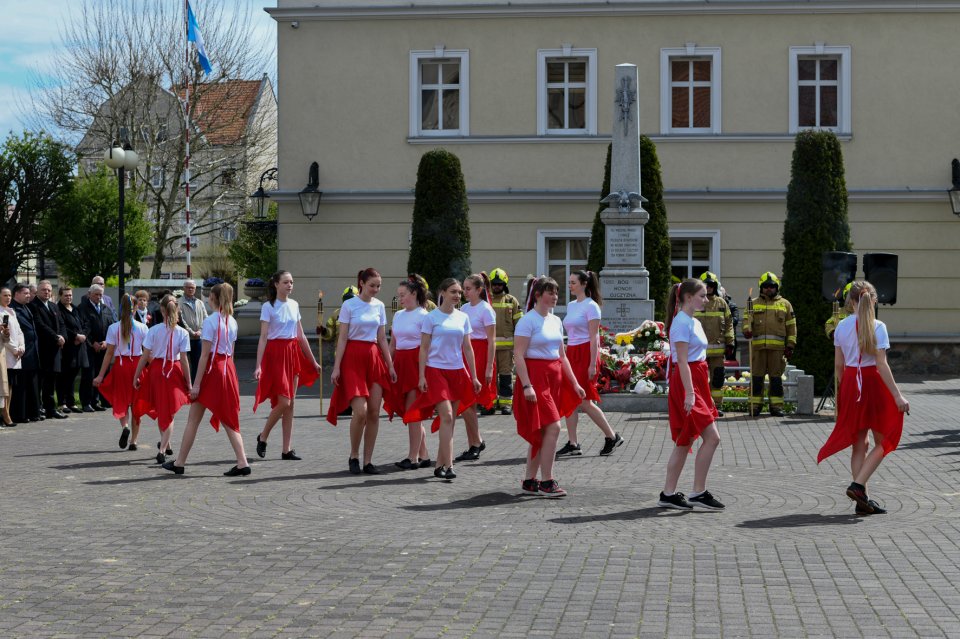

{"left": 255, "top": 434, "right": 267, "bottom": 458}
{"left": 363, "top": 463, "right": 380, "bottom": 475}
{"left": 444, "top": 466, "right": 457, "bottom": 480}
{"left": 100, "top": 400, "right": 112, "bottom": 409}
{"left": 69, "top": 406, "right": 84, "bottom": 414}
{"left": 846, "top": 483, "right": 874, "bottom": 513}
{"left": 479, "top": 406, "right": 495, "bottom": 416}
{"left": 538, "top": 479, "right": 566, "bottom": 498}
{"left": 856, "top": 499, "right": 886, "bottom": 515}
{"left": 281, "top": 450, "right": 302, "bottom": 460}
{"left": 418, "top": 458, "right": 433, "bottom": 468}
{"left": 521, "top": 478, "right": 540, "bottom": 494}
{"left": 82, "top": 405, "right": 95, "bottom": 413}
{"left": 118, "top": 427, "right": 130, "bottom": 449}
{"left": 37, "top": 415, "right": 45, "bottom": 421}
{"left": 434, "top": 466, "right": 446, "bottom": 478}
{"left": 395, "top": 458, "right": 416, "bottom": 470}
{"left": 599, "top": 433, "right": 624, "bottom": 456}
{"left": 750, "top": 405, "right": 762, "bottom": 417}
{"left": 156, "top": 452, "right": 165, "bottom": 464}
{"left": 658, "top": 492, "right": 693, "bottom": 510}
{"left": 2, "top": 421, "right": 15, "bottom": 428}
{"left": 478, "top": 441, "right": 486, "bottom": 452}
{"left": 688, "top": 490, "right": 726, "bottom": 511}
{"left": 770, "top": 406, "right": 785, "bottom": 417}
{"left": 128, "top": 443, "right": 138, "bottom": 451}
{"left": 500, "top": 406, "right": 512, "bottom": 416}
{"left": 224, "top": 465, "right": 252, "bottom": 477}
{"left": 556, "top": 441, "right": 582, "bottom": 457}
{"left": 157, "top": 441, "right": 173, "bottom": 456}
{"left": 92, "top": 404, "right": 107, "bottom": 412}
{"left": 161, "top": 461, "right": 184, "bottom": 475}
{"left": 349, "top": 458, "right": 361, "bottom": 474}
{"left": 455, "top": 446, "right": 481, "bottom": 461}
{"left": 716, "top": 409, "right": 725, "bottom": 417}
{"left": 51, "top": 410, "right": 68, "bottom": 419}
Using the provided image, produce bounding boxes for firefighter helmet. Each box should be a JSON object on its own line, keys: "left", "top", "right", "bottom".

{"left": 699, "top": 271, "right": 720, "bottom": 289}
{"left": 758, "top": 272, "right": 781, "bottom": 291}
{"left": 490, "top": 268, "right": 509, "bottom": 285}
{"left": 838, "top": 281, "right": 853, "bottom": 302}
{"left": 342, "top": 286, "right": 359, "bottom": 302}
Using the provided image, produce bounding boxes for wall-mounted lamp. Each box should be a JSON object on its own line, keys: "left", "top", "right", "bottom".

{"left": 950, "top": 159, "right": 960, "bottom": 216}
{"left": 299, "top": 161, "right": 322, "bottom": 221}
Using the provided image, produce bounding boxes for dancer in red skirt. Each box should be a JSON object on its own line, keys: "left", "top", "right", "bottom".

{"left": 389, "top": 275, "right": 432, "bottom": 470}
{"left": 817, "top": 280, "right": 909, "bottom": 515}
{"left": 132, "top": 295, "right": 192, "bottom": 465}
{"left": 560, "top": 270, "right": 623, "bottom": 457}
{"left": 658, "top": 279, "right": 725, "bottom": 511}
{"left": 514, "top": 277, "right": 585, "bottom": 498}
{"left": 327, "top": 268, "right": 396, "bottom": 474}
{"left": 454, "top": 272, "right": 496, "bottom": 462}
{"left": 161, "top": 283, "right": 251, "bottom": 477}
{"left": 93, "top": 294, "right": 148, "bottom": 451}
{"left": 254, "top": 271, "right": 321, "bottom": 461}
{"left": 403, "top": 278, "right": 482, "bottom": 480}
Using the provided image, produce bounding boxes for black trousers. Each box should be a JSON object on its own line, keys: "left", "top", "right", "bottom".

{"left": 10, "top": 369, "right": 40, "bottom": 422}
{"left": 79, "top": 351, "right": 107, "bottom": 407}
{"left": 188, "top": 339, "right": 202, "bottom": 384}
{"left": 57, "top": 367, "right": 79, "bottom": 408}
{"left": 39, "top": 368, "right": 59, "bottom": 413}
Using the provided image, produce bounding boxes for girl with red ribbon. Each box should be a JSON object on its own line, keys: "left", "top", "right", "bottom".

{"left": 817, "top": 280, "right": 909, "bottom": 515}
{"left": 454, "top": 272, "right": 497, "bottom": 463}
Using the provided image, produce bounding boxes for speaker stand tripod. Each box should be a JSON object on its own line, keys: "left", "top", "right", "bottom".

{"left": 815, "top": 372, "right": 835, "bottom": 413}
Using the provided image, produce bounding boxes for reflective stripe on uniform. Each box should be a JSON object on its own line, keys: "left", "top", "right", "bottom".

{"left": 696, "top": 311, "right": 727, "bottom": 318}
{"left": 492, "top": 303, "right": 511, "bottom": 308}
{"left": 496, "top": 340, "right": 514, "bottom": 347}
{"left": 752, "top": 303, "right": 789, "bottom": 312}
{"left": 706, "top": 346, "right": 725, "bottom": 356}
{"left": 513, "top": 313, "right": 523, "bottom": 320}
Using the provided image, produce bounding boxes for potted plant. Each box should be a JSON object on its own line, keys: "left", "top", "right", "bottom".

{"left": 243, "top": 277, "right": 268, "bottom": 301}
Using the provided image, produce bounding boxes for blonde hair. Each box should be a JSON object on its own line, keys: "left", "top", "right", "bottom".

{"left": 848, "top": 280, "right": 878, "bottom": 356}
{"left": 160, "top": 294, "right": 179, "bottom": 329}
{"left": 211, "top": 283, "right": 234, "bottom": 318}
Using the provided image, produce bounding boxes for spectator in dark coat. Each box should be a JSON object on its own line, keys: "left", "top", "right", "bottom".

{"left": 57, "top": 286, "right": 88, "bottom": 413}
{"left": 133, "top": 290, "right": 155, "bottom": 326}
{"left": 77, "top": 284, "right": 115, "bottom": 412}
{"left": 30, "top": 280, "right": 68, "bottom": 419}
{"left": 10, "top": 284, "right": 41, "bottom": 422}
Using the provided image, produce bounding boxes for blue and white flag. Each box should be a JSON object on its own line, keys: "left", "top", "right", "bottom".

{"left": 186, "top": 0, "right": 213, "bottom": 75}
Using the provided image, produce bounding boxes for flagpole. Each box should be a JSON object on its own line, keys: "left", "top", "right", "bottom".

{"left": 183, "top": 0, "right": 192, "bottom": 280}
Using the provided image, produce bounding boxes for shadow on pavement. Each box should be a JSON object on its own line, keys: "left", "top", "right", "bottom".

{"left": 549, "top": 507, "right": 686, "bottom": 524}
{"left": 84, "top": 474, "right": 190, "bottom": 485}
{"left": 736, "top": 513, "right": 861, "bottom": 529}
{"left": 898, "top": 430, "right": 960, "bottom": 451}
{"left": 318, "top": 475, "right": 432, "bottom": 490}
{"left": 400, "top": 491, "right": 536, "bottom": 511}
{"left": 15, "top": 449, "right": 123, "bottom": 458}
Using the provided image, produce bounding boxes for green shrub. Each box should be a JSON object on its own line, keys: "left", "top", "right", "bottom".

{"left": 586, "top": 144, "right": 611, "bottom": 274}
{"left": 227, "top": 204, "right": 278, "bottom": 282}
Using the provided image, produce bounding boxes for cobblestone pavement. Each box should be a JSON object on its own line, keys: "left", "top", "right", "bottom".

{"left": 2, "top": 373, "right": 959, "bottom": 638}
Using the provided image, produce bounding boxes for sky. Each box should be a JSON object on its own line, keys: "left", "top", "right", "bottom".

{"left": 0, "top": 0, "right": 277, "bottom": 140}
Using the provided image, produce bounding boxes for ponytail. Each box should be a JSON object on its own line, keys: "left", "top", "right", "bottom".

{"left": 665, "top": 279, "right": 704, "bottom": 335}
{"left": 525, "top": 276, "right": 559, "bottom": 312}
{"left": 119, "top": 294, "right": 134, "bottom": 345}
{"left": 465, "top": 272, "right": 491, "bottom": 303}
{"left": 399, "top": 274, "right": 428, "bottom": 308}
{"left": 160, "top": 294, "right": 179, "bottom": 329}
{"left": 437, "top": 277, "right": 459, "bottom": 308}
{"left": 850, "top": 280, "right": 878, "bottom": 355}
{"left": 267, "top": 270, "right": 289, "bottom": 306}
{"left": 212, "top": 283, "right": 234, "bottom": 318}
{"left": 357, "top": 267, "right": 381, "bottom": 295}
{"left": 574, "top": 269, "right": 603, "bottom": 306}
{"left": 524, "top": 277, "right": 540, "bottom": 312}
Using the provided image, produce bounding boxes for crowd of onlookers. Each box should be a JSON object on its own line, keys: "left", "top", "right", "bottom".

{"left": 0, "top": 277, "right": 208, "bottom": 428}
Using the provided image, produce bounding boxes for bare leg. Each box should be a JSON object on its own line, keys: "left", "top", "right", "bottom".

{"left": 663, "top": 444, "right": 693, "bottom": 495}
{"left": 159, "top": 422, "right": 174, "bottom": 453}
{"left": 692, "top": 423, "right": 721, "bottom": 493}
{"left": 418, "top": 426, "right": 429, "bottom": 461}
{"left": 580, "top": 400, "right": 615, "bottom": 438}
{"left": 435, "top": 401, "right": 454, "bottom": 467}
{"left": 854, "top": 431, "right": 887, "bottom": 486}
{"left": 348, "top": 396, "right": 368, "bottom": 459}
{"left": 175, "top": 402, "right": 208, "bottom": 466}
{"left": 130, "top": 413, "right": 141, "bottom": 445}
{"left": 564, "top": 409, "right": 580, "bottom": 445}
{"left": 362, "top": 384, "right": 383, "bottom": 465}
{"left": 538, "top": 423, "right": 561, "bottom": 480}
{"left": 525, "top": 445, "right": 541, "bottom": 480}
{"left": 224, "top": 428, "right": 249, "bottom": 468}
{"left": 402, "top": 390, "right": 422, "bottom": 461}
{"left": 259, "top": 397, "right": 290, "bottom": 441}
{"left": 280, "top": 395, "right": 296, "bottom": 454}
{"left": 850, "top": 429, "right": 870, "bottom": 480}
{"left": 462, "top": 406, "right": 483, "bottom": 448}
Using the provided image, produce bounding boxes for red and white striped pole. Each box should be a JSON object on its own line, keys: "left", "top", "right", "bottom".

{"left": 183, "top": 0, "right": 192, "bottom": 278}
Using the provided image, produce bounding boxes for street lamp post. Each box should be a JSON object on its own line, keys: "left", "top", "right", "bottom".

{"left": 104, "top": 141, "right": 139, "bottom": 297}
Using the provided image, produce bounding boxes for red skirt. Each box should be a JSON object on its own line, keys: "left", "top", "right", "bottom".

{"left": 817, "top": 366, "right": 904, "bottom": 463}
{"left": 326, "top": 340, "right": 391, "bottom": 425}
{"left": 197, "top": 354, "right": 240, "bottom": 433}
{"left": 566, "top": 342, "right": 601, "bottom": 403}
{"left": 513, "top": 358, "right": 582, "bottom": 457}
{"left": 133, "top": 360, "right": 190, "bottom": 432}
{"left": 98, "top": 356, "right": 144, "bottom": 419}
{"left": 254, "top": 338, "right": 319, "bottom": 413}
{"left": 668, "top": 360, "right": 719, "bottom": 446}
{"left": 386, "top": 347, "right": 420, "bottom": 421}
{"left": 403, "top": 366, "right": 476, "bottom": 432}
{"left": 466, "top": 339, "right": 497, "bottom": 409}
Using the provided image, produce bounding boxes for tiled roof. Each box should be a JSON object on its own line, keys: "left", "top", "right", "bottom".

{"left": 178, "top": 79, "right": 262, "bottom": 145}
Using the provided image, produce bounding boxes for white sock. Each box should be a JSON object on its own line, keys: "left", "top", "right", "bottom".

{"left": 688, "top": 490, "right": 705, "bottom": 499}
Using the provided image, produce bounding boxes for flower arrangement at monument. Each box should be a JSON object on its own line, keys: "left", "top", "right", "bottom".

{"left": 596, "top": 321, "right": 669, "bottom": 394}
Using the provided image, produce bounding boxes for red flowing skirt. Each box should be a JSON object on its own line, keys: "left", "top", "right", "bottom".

{"left": 513, "top": 358, "right": 581, "bottom": 457}
{"left": 566, "top": 342, "right": 601, "bottom": 403}
{"left": 403, "top": 366, "right": 476, "bottom": 432}
{"left": 668, "top": 360, "right": 719, "bottom": 446}
{"left": 133, "top": 360, "right": 190, "bottom": 432}
{"left": 386, "top": 347, "right": 419, "bottom": 421}
{"left": 254, "top": 338, "right": 319, "bottom": 413}
{"left": 326, "top": 340, "right": 391, "bottom": 425}
{"left": 197, "top": 353, "right": 240, "bottom": 433}
{"left": 466, "top": 339, "right": 497, "bottom": 409}
{"left": 98, "top": 356, "right": 144, "bottom": 419}
{"left": 817, "top": 366, "right": 904, "bottom": 463}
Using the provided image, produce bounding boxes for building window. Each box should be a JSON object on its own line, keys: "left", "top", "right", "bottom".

{"left": 669, "top": 230, "right": 720, "bottom": 282}
{"left": 536, "top": 229, "right": 590, "bottom": 313}
{"left": 789, "top": 45, "right": 851, "bottom": 133}
{"left": 537, "top": 48, "right": 598, "bottom": 135}
{"left": 150, "top": 168, "right": 164, "bottom": 188}
{"left": 409, "top": 49, "right": 469, "bottom": 137}
{"left": 660, "top": 46, "right": 721, "bottom": 134}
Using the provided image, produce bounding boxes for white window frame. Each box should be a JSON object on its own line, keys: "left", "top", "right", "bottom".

{"left": 789, "top": 45, "right": 851, "bottom": 134}
{"left": 660, "top": 46, "right": 722, "bottom": 134}
{"left": 536, "top": 228, "right": 591, "bottom": 314}
{"left": 409, "top": 49, "right": 470, "bottom": 137}
{"left": 669, "top": 229, "right": 721, "bottom": 280}
{"left": 537, "top": 48, "right": 598, "bottom": 136}
{"left": 150, "top": 168, "right": 164, "bottom": 188}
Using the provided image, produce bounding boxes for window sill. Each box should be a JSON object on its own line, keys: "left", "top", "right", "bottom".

{"left": 407, "top": 132, "right": 853, "bottom": 144}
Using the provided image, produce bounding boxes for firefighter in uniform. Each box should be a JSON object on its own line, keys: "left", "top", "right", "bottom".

{"left": 743, "top": 272, "right": 797, "bottom": 417}
{"left": 694, "top": 272, "right": 736, "bottom": 417}
{"left": 319, "top": 286, "right": 359, "bottom": 345}
{"left": 824, "top": 282, "right": 854, "bottom": 340}
{"left": 487, "top": 268, "right": 523, "bottom": 416}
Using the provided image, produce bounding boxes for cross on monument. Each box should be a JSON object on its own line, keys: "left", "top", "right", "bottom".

{"left": 616, "top": 303, "right": 631, "bottom": 318}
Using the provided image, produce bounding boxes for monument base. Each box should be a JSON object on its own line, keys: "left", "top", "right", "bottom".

{"left": 600, "top": 299, "right": 655, "bottom": 334}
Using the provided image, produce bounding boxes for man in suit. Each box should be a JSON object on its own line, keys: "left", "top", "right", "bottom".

{"left": 10, "top": 284, "right": 41, "bottom": 423}
{"left": 77, "top": 284, "right": 116, "bottom": 412}
{"left": 177, "top": 279, "right": 207, "bottom": 383}
{"left": 30, "top": 280, "right": 68, "bottom": 419}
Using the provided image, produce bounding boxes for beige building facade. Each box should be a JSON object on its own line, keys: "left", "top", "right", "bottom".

{"left": 267, "top": 1, "right": 960, "bottom": 357}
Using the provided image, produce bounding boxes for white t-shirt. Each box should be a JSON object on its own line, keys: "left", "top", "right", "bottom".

{"left": 143, "top": 324, "right": 191, "bottom": 361}
{"left": 201, "top": 312, "right": 239, "bottom": 356}
{"left": 462, "top": 300, "right": 496, "bottom": 341}
{"left": 392, "top": 307, "right": 429, "bottom": 351}
{"left": 563, "top": 298, "right": 602, "bottom": 346}
{"left": 422, "top": 308, "right": 472, "bottom": 370}
{"left": 338, "top": 296, "right": 387, "bottom": 342}
{"left": 669, "top": 312, "right": 708, "bottom": 363}
{"left": 260, "top": 298, "right": 301, "bottom": 340}
{"left": 106, "top": 321, "right": 149, "bottom": 357}
{"left": 834, "top": 314, "right": 890, "bottom": 367}
{"left": 516, "top": 311, "right": 565, "bottom": 360}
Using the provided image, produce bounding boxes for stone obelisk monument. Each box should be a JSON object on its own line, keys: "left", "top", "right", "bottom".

{"left": 599, "top": 63, "right": 655, "bottom": 332}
